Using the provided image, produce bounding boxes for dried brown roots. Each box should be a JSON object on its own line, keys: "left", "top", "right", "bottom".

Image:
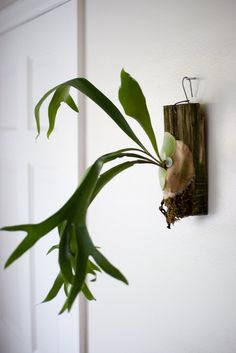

{"left": 160, "top": 181, "right": 194, "bottom": 228}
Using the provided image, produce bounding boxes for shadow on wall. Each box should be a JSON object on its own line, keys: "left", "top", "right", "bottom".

{"left": 203, "top": 100, "right": 226, "bottom": 217}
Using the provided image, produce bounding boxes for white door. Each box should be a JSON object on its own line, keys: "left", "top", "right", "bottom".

{"left": 0, "top": 1, "right": 81, "bottom": 352}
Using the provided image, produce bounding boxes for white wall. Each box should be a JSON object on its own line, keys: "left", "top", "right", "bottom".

{"left": 85, "top": 1, "right": 236, "bottom": 352}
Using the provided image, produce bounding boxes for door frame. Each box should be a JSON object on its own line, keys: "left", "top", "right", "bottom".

{"left": 0, "top": 0, "right": 88, "bottom": 352}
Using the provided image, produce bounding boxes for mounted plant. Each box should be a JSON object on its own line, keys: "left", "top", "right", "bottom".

{"left": 0, "top": 70, "right": 207, "bottom": 313}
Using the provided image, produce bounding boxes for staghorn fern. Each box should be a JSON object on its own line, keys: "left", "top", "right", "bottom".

{"left": 0, "top": 69, "right": 176, "bottom": 313}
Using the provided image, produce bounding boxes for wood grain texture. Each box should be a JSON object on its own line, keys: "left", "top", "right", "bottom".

{"left": 163, "top": 103, "right": 208, "bottom": 217}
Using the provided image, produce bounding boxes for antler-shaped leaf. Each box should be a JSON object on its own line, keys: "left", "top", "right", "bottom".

{"left": 1, "top": 70, "right": 163, "bottom": 312}
{"left": 2, "top": 149, "right": 157, "bottom": 311}
{"left": 119, "top": 69, "right": 161, "bottom": 160}
{"left": 35, "top": 76, "right": 149, "bottom": 154}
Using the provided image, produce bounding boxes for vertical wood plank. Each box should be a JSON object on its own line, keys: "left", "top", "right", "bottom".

{"left": 163, "top": 103, "right": 208, "bottom": 221}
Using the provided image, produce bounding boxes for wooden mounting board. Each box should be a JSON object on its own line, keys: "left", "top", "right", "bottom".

{"left": 163, "top": 103, "right": 208, "bottom": 217}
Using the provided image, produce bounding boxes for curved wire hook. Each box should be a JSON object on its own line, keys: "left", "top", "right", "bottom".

{"left": 174, "top": 76, "right": 197, "bottom": 112}
{"left": 182, "top": 76, "right": 196, "bottom": 102}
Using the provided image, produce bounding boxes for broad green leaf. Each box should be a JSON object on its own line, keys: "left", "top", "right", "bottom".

{"left": 90, "top": 159, "right": 152, "bottom": 204}
{"left": 2, "top": 149, "right": 149, "bottom": 268}
{"left": 42, "top": 273, "right": 63, "bottom": 303}
{"left": 59, "top": 299, "right": 69, "bottom": 315}
{"left": 48, "top": 85, "right": 69, "bottom": 137}
{"left": 90, "top": 161, "right": 138, "bottom": 203}
{"left": 67, "top": 225, "right": 91, "bottom": 309}
{"left": 3, "top": 221, "right": 62, "bottom": 268}
{"left": 70, "top": 150, "right": 155, "bottom": 224}
{"left": 118, "top": 69, "right": 160, "bottom": 159}
{"left": 35, "top": 86, "right": 78, "bottom": 138}
{"left": 92, "top": 247, "right": 128, "bottom": 285}
{"left": 159, "top": 167, "right": 167, "bottom": 190}
{"left": 64, "top": 283, "right": 69, "bottom": 297}
{"left": 2, "top": 200, "right": 72, "bottom": 268}
{"left": 161, "top": 132, "right": 176, "bottom": 160}
{"left": 59, "top": 225, "right": 74, "bottom": 283}
{"left": 82, "top": 283, "right": 96, "bottom": 301}
{"left": 68, "top": 78, "right": 148, "bottom": 152}
{"left": 2, "top": 148, "right": 156, "bottom": 310}
{"left": 35, "top": 86, "right": 57, "bottom": 136}
{"left": 2, "top": 70, "right": 164, "bottom": 311}
{"left": 87, "top": 259, "right": 101, "bottom": 273}
{"left": 35, "top": 78, "right": 147, "bottom": 152}
{"left": 65, "top": 94, "right": 78, "bottom": 113}
{"left": 87, "top": 260, "right": 101, "bottom": 282}
{"left": 69, "top": 223, "right": 77, "bottom": 257}
{"left": 58, "top": 221, "right": 67, "bottom": 238}
{"left": 47, "top": 86, "right": 78, "bottom": 137}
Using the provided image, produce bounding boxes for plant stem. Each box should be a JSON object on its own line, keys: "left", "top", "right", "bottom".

{"left": 126, "top": 148, "right": 164, "bottom": 167}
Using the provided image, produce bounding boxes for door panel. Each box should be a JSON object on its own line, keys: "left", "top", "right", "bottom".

{"left": 0, "top": 161, "right": 31, "bottom": 353}
{"left": 0, "top": 1, "right": 80, "bottom": 352}
{"left": 0, "top": 58, "right": 24, "bottom": 129}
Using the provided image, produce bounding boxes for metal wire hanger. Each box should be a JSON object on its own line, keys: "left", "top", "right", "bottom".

{"left": 174, "top": 76, "right": 196, "bottom": 107}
